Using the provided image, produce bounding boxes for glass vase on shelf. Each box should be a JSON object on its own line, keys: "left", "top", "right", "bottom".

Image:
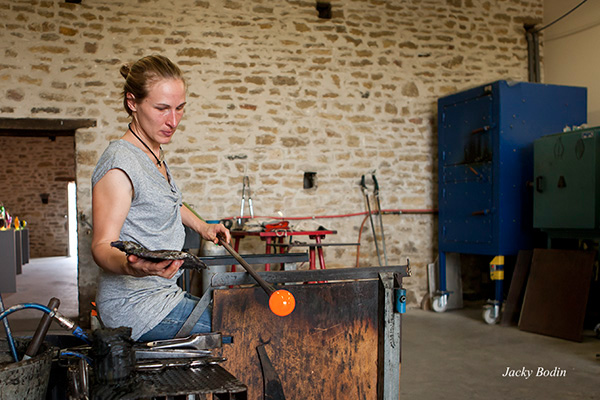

{"left": 0, "top": 204, "right": 5, "bottom": 230}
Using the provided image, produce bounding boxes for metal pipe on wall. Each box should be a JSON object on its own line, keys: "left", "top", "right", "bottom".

{"left": 525, "top": 25, "right": 541, "bottom": 83}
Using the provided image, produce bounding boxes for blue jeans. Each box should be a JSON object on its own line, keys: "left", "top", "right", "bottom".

{"left": 137, "top": 293, "right": 211, "bottom": 342}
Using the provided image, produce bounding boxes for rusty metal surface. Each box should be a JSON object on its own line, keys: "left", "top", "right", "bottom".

{"left": 212, "top": 281, "right": 380, "bottom": 400}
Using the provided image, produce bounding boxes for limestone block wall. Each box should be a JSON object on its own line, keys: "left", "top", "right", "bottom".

{"left": 0, "top": 136, "right": 75, "bottom": 257}
{"left": 0, "top": 0, "right": 543, "bottom": 324}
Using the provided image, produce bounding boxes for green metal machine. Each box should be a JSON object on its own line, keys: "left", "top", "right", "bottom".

{"left": 533, "top": 126, "right": 600, "bottom": 237}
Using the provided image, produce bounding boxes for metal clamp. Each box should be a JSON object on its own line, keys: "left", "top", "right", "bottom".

{"left": 238, "top": 176, "right": 254, "bottom": 226}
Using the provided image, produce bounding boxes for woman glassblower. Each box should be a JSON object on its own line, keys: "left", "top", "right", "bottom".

{"left": 91, "top": 55, "right": 231, "bottom": 341}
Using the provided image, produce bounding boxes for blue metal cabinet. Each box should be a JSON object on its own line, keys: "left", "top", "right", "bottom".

{"left": 436, "top": 80, "right": 587, "bottom": 319}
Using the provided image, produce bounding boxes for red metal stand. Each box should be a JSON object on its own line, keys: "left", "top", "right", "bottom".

{"left": 231, "top": 230, "right": 337, "bottom": 271}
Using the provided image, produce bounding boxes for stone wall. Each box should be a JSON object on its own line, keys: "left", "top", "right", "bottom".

{"left": 0, "top": 136, "right": 75, "bottom": 257}
{"left": 0, "top": 0, "right": 543, "bottom": 323}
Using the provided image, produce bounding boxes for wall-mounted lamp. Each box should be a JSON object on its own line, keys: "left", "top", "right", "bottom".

{"left": 40, "top": 193, "right": 50, "bottom": 204}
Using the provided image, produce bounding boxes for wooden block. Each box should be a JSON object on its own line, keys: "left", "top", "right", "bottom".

{"left": 446, "top": 253, "right": 463, "bottom": 310}
{"left": 501, "top": 250, "right": 533, "bottom": 327}
{"left": 518, "top": 249, "right": 595, "bottom": 342}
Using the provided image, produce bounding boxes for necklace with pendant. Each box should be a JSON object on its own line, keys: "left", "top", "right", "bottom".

{"left": 128, "top": 124, "right": 164, "bottom": 167}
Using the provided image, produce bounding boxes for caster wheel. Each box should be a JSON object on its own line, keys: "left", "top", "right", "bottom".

{"left": 432, "top": 295, "right": 448, "bottom": 313}
{"left": 483, "top": 306, "right": 499, "bottom": 325}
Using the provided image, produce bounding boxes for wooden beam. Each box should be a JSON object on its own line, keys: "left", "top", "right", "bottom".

{"left": 0, "top": 129, "right": 75, "bottom": 137}
{"left": 0, "top": 118, "right": 96, "bottom": 137}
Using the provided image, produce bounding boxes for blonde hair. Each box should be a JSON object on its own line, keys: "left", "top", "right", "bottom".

{"left": 120, "top": 55, "right": 185, "bottom": 115}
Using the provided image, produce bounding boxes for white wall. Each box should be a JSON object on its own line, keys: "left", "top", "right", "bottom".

{"left": 543, "top": 0, "right": 600, "bottom": 125}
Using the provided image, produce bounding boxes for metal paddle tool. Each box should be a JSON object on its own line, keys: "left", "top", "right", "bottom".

{"left": 361, "top": 174, "right": 383, "bottom": 267}
{"left": 371, "top": 173, "right": 388, "bottom": 266}
{"left": 257, "top": 344, "right": 286, "bottom": 400}
{"left": 110, "top": 240, "right": 208, "bottom": 271}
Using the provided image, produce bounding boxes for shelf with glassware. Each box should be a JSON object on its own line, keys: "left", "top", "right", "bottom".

{"left": 0, "top": 228, "right": 30, "bottom": 293}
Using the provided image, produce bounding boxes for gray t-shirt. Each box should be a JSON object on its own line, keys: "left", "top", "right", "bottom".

{"left": 92, "top": 139, "right": 186, "bottom": 340}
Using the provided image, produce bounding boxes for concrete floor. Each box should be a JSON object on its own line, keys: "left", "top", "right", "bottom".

{"left": 1, "top": 257, "right": 599, "bottom": 399}
{"left": 401, "top": 307, "right": 599, "bottom": 399}
{"left": 1, "top": 256, "right": 78, "bottom": 335}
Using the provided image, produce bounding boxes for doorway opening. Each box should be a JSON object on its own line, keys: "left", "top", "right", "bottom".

{"left": 68, "top": 181, "right": 78, "bottom": 258}
{"left": 0, "top": 117, "right": 96, "bottom": 324}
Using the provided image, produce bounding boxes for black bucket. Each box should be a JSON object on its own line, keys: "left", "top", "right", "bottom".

{"left": 0, "top": 338, "right": 54, "bottom": 400}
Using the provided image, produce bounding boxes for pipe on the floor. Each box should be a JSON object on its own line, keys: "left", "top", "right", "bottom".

{"left": 23, "top": 297, "right": 61, "bottom": 360}
{"left": 0, "top": 303, "right": 90, "bottom": 344}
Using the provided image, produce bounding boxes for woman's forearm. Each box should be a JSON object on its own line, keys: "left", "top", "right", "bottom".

{"left": 181, "top": 204, "right": 210, "bottom": 237}
{"left": 91, "top": 241, "right": 132, "bottom": 275}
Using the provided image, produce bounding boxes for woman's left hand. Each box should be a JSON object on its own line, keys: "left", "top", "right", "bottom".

{"left": 202, "top": 222, "right": 231, "bottom": 244}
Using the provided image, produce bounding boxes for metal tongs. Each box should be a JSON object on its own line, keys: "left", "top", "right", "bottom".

{"left": 144, "top": 332, "right": 222, "bottom": 351}
{"left": 136, "top": 357, "right": 226, "bottom": 371}
{"left": 238, "top": 176, "right": 254, "bottom": 226}
{"left": 135, "top": 333, "right": 223, "bottom": 362}
{"left": 360, "top": 173, "right": 388, "bottom": 267}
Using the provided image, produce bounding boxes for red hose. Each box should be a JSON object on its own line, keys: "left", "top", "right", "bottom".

{"left": 223, "top": 208, "right": 437, "bottom": 221}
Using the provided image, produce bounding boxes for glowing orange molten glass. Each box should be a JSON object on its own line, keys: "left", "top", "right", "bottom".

{"left": 269, "top": 289, "right": 296, "bottom": 317}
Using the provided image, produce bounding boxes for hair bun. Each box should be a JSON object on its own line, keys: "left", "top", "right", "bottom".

{"left": 119, "top": 64, "right": 131, "bottom": 79}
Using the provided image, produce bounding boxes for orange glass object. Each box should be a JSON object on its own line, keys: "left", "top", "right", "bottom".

{"left": 269, "top": 289, "right": 296, "bottom": 317}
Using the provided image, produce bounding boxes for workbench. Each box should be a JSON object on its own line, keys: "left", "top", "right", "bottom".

{"left": 231, "top": 229, "right": 337, "bottom": 271}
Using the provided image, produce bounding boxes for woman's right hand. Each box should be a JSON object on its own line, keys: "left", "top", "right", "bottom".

{"left": 126, "top": 255, "right": 184, "bottom": 279}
